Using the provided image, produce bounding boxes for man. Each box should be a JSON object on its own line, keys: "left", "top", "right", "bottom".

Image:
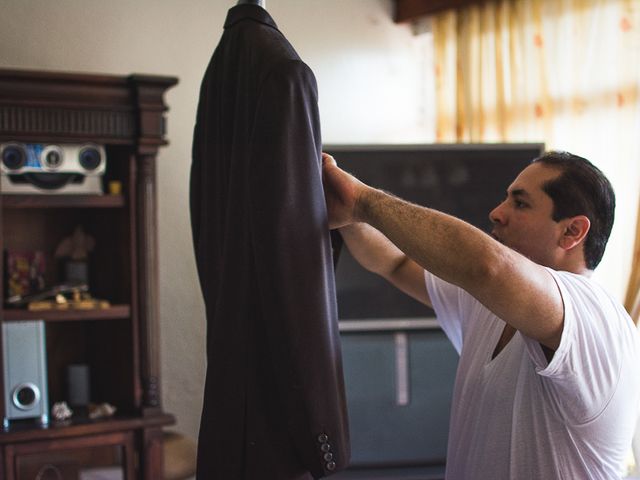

{"left": 321, "top": 150, "right": 640, "bottom": 479}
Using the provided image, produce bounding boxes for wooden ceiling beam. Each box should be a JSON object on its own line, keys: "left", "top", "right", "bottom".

{"left": 394, "top": 0, "right": 486, "bottom": 23}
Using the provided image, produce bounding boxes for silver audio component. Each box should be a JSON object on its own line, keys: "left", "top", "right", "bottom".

{"left": 2, "top": 320, "right": 49, "bottom": 428}
{"left": 1, "top": 143, "right": 106, "bottom": 194}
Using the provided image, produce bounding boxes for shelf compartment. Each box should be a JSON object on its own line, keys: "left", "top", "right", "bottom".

{"left": 1, "top": 194, "right": 125, "bottom": 209}
{"left": 2, "top": 304, "right": 130, "bottom": 322}
{"left": 0, "top": 413, "right": 174, "bottom": 444}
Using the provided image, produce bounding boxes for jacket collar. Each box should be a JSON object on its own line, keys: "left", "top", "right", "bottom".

{"left": 224, "top": 5, "right": 279, "bottom": 30}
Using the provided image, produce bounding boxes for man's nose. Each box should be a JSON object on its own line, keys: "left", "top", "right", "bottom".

{"left": 489, "top": 201, "right": 506, "bottom": 225}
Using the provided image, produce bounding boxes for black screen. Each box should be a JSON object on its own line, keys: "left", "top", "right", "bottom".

{"left": 326, "top": 143, "right": 545, "bottom": 321}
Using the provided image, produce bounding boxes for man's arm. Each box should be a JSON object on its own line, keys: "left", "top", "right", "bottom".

{"left": 322, "top": 154, "right": 564, "bottom": 350}
{"left": 340, "top": 223, "right": 432, "bottom": 307}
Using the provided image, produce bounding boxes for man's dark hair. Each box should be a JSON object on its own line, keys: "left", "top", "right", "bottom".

{"left": 532, "top": 151, "right": 615, "bottom": 270}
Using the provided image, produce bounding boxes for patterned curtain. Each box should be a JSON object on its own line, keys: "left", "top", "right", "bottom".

{"left": 627, "top": 198, "right": 640, "bottom": 324}
{"left": 431, "top": 0, "right": 640, "bottom": 302}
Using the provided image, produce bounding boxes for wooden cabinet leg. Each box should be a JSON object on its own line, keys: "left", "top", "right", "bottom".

{"left": 140, "top": 427, "right": 165, "bottom": 480}
{"left": 0, "top": 445, "right": 6, "bottom": 480}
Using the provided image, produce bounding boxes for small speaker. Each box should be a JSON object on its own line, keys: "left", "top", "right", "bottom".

{"left": 66, "top": 363, "right": 90, "bottom": 407}
{"left": 2, "top": 320, "right": 49, "bottom": 428}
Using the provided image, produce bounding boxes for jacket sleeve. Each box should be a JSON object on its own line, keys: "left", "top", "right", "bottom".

{"left": 248, "top": 59, "right": 350, "bottom": 478}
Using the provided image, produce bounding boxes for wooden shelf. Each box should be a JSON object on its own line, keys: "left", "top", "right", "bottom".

{"left": 1, "top": 194, "right": 125, "bottom": 208}
{"left": 2, "top": 304, "right": 131, "bottom": 322}
{"left": 0, "top": 413, "right": 175, "bottom": 444}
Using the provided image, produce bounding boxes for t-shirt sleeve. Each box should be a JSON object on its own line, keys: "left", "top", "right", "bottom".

{"left": 522, "top": 269, "right": 636, "bottom": 424}
{"left": 424, "top": 270, "right": 470, "bottom": 354}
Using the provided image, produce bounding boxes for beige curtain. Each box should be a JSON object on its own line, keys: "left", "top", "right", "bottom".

{"left": 432, "top": 0, "right": 640, "bottom": 302}
{"left": 627, "top": 198, "right": 640, "bottom": 323}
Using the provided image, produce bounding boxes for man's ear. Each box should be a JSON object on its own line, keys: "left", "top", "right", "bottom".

{"left": 559, "top": 215, "right": 590, "bottom": 250}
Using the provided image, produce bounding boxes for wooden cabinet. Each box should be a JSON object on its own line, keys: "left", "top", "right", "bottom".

{"left": 7, "top": 431, "right": 136, "bottom": 479}
{"left": 0, "top": 68, "right": 178, "bottom": 479}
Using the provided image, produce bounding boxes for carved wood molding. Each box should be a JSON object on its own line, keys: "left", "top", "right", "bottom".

{"left": 0, "top": 69, "right": 178, "bottom": 148}
{"left": 394, "top": 0, "right": 486, "bottom": 22}
{"left": 129, "top": 75, "right": 178, "bottom": 155}
{"left": 0, "top": 105, "right": 135, "bottom": 142}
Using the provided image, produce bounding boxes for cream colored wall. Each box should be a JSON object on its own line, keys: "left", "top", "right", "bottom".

{"left": 0, "top": 0, "right": 432, "bottom": 441}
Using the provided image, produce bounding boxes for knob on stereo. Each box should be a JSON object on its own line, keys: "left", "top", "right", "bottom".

{"left": 1, "top": 143, "right": 27, "bottom": 170}
{"left": 41, "top": 145, "right": 64, "bottom": 171}
{"left": 79, "top": 146, "right": 103, "bottom": 171}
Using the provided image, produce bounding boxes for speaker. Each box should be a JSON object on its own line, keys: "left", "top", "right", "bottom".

{"left": 2, "top": 320, "right": 49, "bottom": 428}
{"left": 66, "top": 363, "right": 90, "bottom": 407}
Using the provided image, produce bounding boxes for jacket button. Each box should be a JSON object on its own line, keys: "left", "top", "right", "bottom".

{"left": 323, "top": 452, "right": 333, "bottom": 462}
{"left": 326, "top": 461, "right": 336, "bottom": 471}
{"left": 317, "top": 433, "right": 328, "bottom": 443}
{"left": 320, "top": 443, "right": 331, "bottom": 453}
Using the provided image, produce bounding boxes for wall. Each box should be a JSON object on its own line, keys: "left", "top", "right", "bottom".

{"left": 0, "top": 0, "right": 433, "bottom": 441}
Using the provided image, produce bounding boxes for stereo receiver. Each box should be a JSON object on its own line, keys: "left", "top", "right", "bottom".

{"left": 1, "top": 142, "right": 106, "bottom": 194}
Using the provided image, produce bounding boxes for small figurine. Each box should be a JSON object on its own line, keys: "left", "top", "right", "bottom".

{"left": 55, "top": 225, "right": 95, "bottom": 261}
{"left": 51, "top": 401, "right": 73, "bottom": 422}
{"left": 88, "top": 402, "right": 117, "bottom": 420}
{"left": 55, "top": 225, "right": 95, "bottom": 285}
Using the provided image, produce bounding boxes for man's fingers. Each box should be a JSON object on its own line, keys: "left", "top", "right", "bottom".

{"left": 322, "top": 152, "right": 337, "bottom": 166}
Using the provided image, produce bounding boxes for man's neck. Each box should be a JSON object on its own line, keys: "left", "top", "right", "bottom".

{"left": 558, "top": 264, "right": 591, "bottom": 277}
{"left": 548, "top": 251, "right": 591, "bottom": 277}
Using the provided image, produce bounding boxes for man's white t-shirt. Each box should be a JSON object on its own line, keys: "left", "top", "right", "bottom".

{"left": 425, "top": 268, "right": 640, "bottom": 479}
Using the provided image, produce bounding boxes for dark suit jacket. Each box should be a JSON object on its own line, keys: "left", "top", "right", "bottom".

{"left": 190, "top": 5, "right": 350, "bottom": 479}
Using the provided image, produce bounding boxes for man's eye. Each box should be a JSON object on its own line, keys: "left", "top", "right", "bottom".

{"left": 515, "top": 200, "right": 528, "bottom": 209}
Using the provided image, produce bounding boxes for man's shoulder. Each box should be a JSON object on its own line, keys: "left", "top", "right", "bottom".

{"left": 547, "top": 268, "right": 619, "bottom": 308}
{"left": 549, "top": 268, "right": 637, "bottom": 344}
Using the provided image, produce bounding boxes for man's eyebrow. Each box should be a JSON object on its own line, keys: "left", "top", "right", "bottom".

{"left": 508, "top": 188, "right": 531, "bottom": 199}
